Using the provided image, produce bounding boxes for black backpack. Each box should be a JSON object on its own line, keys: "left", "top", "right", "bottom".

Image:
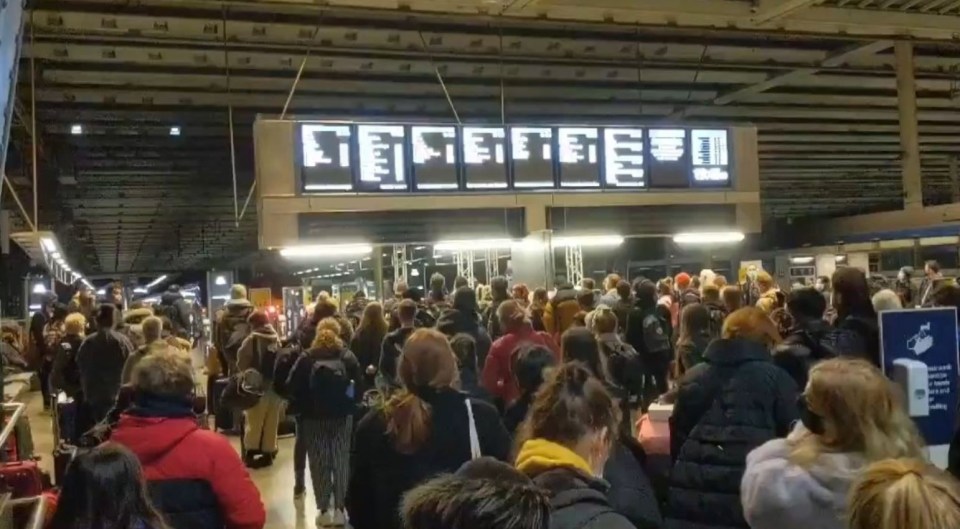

{"left": 706, "top": 306, "right": 726, "bottom": 340}
{"left": 272, "top": 346, "right": 304, "bottom": 400}
{"left": 220, "top": 314, "right": 251, "bottom": 364}
{"left": 600, "top": 339, "right": 643, "bottom": 392}
{"left": 255, "top": 337, "right": 281, "bottom": 382}
{"left": 308, "top": 357, "right": 355, "bottom": 418}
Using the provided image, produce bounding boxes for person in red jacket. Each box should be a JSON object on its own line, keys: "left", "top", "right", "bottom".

{"left": 481, "top": 300, "right": 558, "bottom": 406}
{"left": 111, "top": 349, "right": 266, "bottom": 529}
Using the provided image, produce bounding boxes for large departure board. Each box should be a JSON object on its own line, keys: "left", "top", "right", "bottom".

{"left": 296, "top": 122, "right": 732, "bottom": 193}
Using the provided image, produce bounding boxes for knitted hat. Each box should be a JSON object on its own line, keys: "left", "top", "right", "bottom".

{"left": 675, "top": 272, "right": 692, "bottom": 290}
{"left": 230, "top": 284, "right": 248, "bottom": 300}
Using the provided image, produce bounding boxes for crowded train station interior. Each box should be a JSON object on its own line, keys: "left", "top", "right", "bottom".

{"left": 6, "top": 0, "right": 960, "bottom": 528}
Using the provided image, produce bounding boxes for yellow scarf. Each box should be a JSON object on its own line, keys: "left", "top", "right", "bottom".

{"left": 515, "top": 438, "right": 593, "bottom": 476}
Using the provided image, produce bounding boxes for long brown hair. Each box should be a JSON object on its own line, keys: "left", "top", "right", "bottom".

{"left": 384, "top": 329, "right": 459, "bottom": 454}
{"left": 356, "top": 302, "right": 388, "bottom": 343}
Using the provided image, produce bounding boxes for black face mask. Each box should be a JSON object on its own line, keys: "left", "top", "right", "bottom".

{"left": 797, "top": 394, "right": 826, "bottom": 435}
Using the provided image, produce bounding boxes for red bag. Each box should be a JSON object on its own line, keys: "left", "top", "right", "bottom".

{"left": 0, "top": 460, "right": 44, "bottom": 498}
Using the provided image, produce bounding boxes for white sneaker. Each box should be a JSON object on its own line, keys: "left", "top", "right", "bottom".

{"left": 331, "top": 510, "right": 346, "bottom": 527}
{"left": 315, "top": 511, "right": 333, "bottom": 528}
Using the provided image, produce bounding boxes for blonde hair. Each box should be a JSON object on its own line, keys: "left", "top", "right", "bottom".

{"left": 872, "top": 289, "right": 903, "bottom": 313}
{"left": 64, "top": 313, "right": 87, "bottom": 336}
{"left": 385, "top": 329, "right": 459, "bottom": 454}
{"left": 849, "top": 458, "right": 960, "bottom": 529}
{"left": 788, "top": 359, "right": 924, "bottom": 467}
{"left": 142, "top": 316, "right": 163, "bottom": 344}
{"left": 311, "top": 317, "right": 343, "bottom": 351}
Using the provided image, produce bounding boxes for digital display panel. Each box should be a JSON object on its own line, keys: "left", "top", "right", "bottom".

{"left": 300, "top": 124, "right": 353, "bottom": 191}
{"left": 511, "top": 127, "right": 554, "bottom": 188}
{"left": 295, "top": 122, "right": 732, "bottom": 193}
{"left": 411, "top": 126, "right": 459, "bottom": 190}
{"left": 463, "top": 126, "right": 508, "bottom": 189}
{"left": 558, "top": 127, "right": 600, "bottom": 188}
{"left": 604, "top": 128, "right": 645, "bottom": 188}
{"left": 691, "top": 129, "right": 730, "bottom": 184}
{"left": 648, "top": 129, "right": 690, "bottom": 188}
{"left": 357, "top": 125, "right": 406, "bottom": 191}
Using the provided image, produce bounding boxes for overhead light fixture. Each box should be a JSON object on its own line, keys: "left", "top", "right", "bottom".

{"left": 41, "top": 237, "right": 56, "bottom": 252}
{"left": 146, "top": 275, "right": 168, "bottom": 289}
{"left": 170, "top": 126, "right": 181, "bottom": 136}
{"left": 133, "top": 287, "right": 148, "bottom": 294}
{"left": 61, "top": 265, "right": 71, "bottom": 272}
{"left": 414, "top": 246, "right": 426, "bottom": 250}
{"left": 70, "top": 124, "right": 83, "bottom": 135}
{"left": 553, "top": 235, "right": 624, "bottom": 248}
{"left": 790, "top": 256, "right": 814, "bottom": 265}
{"left": 96, "top": 288, "right": 106, "bottom": 296}
{"left": 215, "top": 275, "right": 227, "bottom": 286}
{"left": 411, "top": 269, "right": 421, "bottom": 277}
{"left": 673, "top": 231, "right": 746, "bottom": 245}
{"left": 434, "top": 239, "right": 518, "bottom": 251}
{"left": 279, "top": 243, "right": 373, "bottom": 258}
{"left": 32, "top": 283, "right": 47, "bottom": 294}
{"left": 835, "top": 255, "right": 847, "bottom": 262}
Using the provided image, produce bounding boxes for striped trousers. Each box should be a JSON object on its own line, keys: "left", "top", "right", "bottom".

{"left": 297, "top": 416, "right": 353, "bottom": 511}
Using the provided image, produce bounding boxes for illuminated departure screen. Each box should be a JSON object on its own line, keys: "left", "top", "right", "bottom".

{"left": 357, "top": 125, "right": 407, "bottom": 191}
{"left": 691, "top": 129, "right": 730, "bottom": 185}
{"left": 604, "top": 128, "right": 645, "bottom": 188}
{"left": 411, "top": 126, "right": 459, "bottom": 190}
{"left": 463, "top": 127, "right": 508, "bottom": 189}
{"left": 300, "top": 124, "right": 354, "bottom": 191}
{"left": 511, "top": 127, "right": 554, "bottom": 188}
{"left": 648, "top": 129, "right": 690, "bottom": 188}
{"left": 558, "top": 127, "right": 600, "bottom": 188}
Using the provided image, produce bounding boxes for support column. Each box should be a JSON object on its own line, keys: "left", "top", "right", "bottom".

{"left": 524, "top": 204, "right": 548, "bottom": 234}
{"left": 373, "top": 247, "right": 384, "bottom": 301}
{"left": 950, "top": 156, "right": 959, "bottom": 203}
{"left": 895, "top": 41, "right": 923, "bottom": 210}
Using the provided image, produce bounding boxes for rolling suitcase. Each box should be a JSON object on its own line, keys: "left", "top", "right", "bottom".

{"left": 53, "top": 443, "right": 78, "bottom": 486}
{"left": 53, "top": 393, "right": 77, "bottom": 445}
{"left": 212, "top": 378, "right": 233, "bottom": 431}
{"left": 0, "top": 460, "right": 43, "bottom": 498}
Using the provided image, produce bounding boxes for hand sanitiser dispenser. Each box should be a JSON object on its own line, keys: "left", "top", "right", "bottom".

{"left": 893, "top": 358, "right": 930, "bottom": 417}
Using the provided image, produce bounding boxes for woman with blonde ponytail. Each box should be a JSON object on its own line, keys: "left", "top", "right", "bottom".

{"left": 347, "top": 328, "right": 510, "bottom": 529}
{"left": 286, "top": 317, "right": 362, "bottom": 527}
{"left": 849, "top": 458, "right": 960, "bottom": 529}
{"left": 741, "top": 359, "right": 926, "bottom": 529}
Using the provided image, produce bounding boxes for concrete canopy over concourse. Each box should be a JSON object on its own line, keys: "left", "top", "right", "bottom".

{"left": 7, "top": 0, "right": 960, "bottom": 274}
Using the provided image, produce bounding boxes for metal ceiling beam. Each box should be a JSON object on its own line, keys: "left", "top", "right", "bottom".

{"left": 752, "top": 0, "right": 826, "bottom": 25}
{"left": 667, "top": 39, "right": 892, "bottom": 120}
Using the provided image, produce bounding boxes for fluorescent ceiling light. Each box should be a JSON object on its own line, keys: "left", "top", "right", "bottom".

{"left": 70, "top": 124, "right": 83, "bottom": 135}
{"left": 434, "top": 239, "right": 518, "bottom": 251}
{"left": 170, "top": 126, "right": 181, "bottom": 136}
{"left": 411, "top": 268, "right": 421, "bottom": 277}
{"left": 790, "top": 256, "right": 814, "bottom": 265}
{"left": 215, "top": 275, "right": 227, "bottom": 286}
{"left": 280, "top": 243, "right": 374, "bottom": 258}
{"left": 673, "top": 231, "right": 745, "bottom": 245}
{"left": 835, "top": 255, "right": 847, "bottom": 262}
{"left": 96, "top": 289, "right": 106, "bottom": 296}
{"left": 41, "top": 238, "right": 56, "bottom": 252}
{"left": 61, "top": 265, "right": 71, "bottom": 272}
{"left": 146, "top": 275, "right": 168, "bottom": 289}
{"left": 32, "top": 283, "right": 47, "bottom": 294}
{"left": 133, "top": 287, "right": 148, "bottom": 294}
{"left": 553, "top": 235, "right": 624, "bottom": 248}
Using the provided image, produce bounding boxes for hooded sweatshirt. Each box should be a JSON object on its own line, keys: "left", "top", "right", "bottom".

{"left": 740, "top": 428, "right": 868, "bottom": 529}
{"left": 237, "top": 325, "right": 280, "bottom": 377}
{"left": 516, "top": 439, "right": 634, "bottom": 529}
{"left": 111, "top": 411, "right": 265, "bottom": 529}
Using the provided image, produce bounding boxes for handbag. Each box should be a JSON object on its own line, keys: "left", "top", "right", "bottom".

{"left": 220, "top": 369, "right": 264, "bottom": 411}
{"left": 465, "top": 398, "right": 481, "bottom": 460}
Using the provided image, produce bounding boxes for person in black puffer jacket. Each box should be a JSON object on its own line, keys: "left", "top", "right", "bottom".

{"left": 437, "top": 287, "right": 493, "bottom": 368}
{"left": 773, "top": 287, "right": 836, "bottom": 390}
{"left": 825, "top": 267, "right": 880, "bottom": 367}
{"left": 667, "top": 307, "right": 798, "bottom": 529}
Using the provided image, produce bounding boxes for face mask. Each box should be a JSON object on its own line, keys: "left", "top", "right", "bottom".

{"left": 797, "top": 394, "right": 825, "bottom": 435}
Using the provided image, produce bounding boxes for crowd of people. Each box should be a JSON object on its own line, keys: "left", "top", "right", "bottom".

{"left": 28, "top": 265, "right": 960, "bottom": 529}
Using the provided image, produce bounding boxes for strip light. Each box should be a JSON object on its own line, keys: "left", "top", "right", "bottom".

{"left": 434, "top": 239, "right": 518, "bottom": 251}
{"left": 146, "top": 275, "right": 168, "bottom": 289}
{"left": 673, "top": 231, "right": 745, "bottom": 245}
{"left": 280, "top": 243, "right": 374, "bottom": 258}
{"left": 790, "top": 256, "right": 815, "bottom": 265}
{"left": 553, "top": 235, "right": 624, "bottom": 248}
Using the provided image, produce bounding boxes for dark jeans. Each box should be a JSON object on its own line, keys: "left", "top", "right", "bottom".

{"left": 294, "top": 416, "right": 307, "bottom": 491}
{"left": 39, "top": 359, "right": 53, "bottom": 410}
{"left": 642, "top": 356, "right": 671, "bottom": 410}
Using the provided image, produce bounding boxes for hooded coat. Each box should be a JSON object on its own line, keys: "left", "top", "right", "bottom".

{"left": 544, "top": 286, "right": 580, "bottom": 340}
{"left": 483, "top": 279, "right": 512, "bottom": 341}
{"left": 741, "top": 432, "right": 867, "bottom": 529}
{"left": 437, "top": 288, "right": 493, "bottom": 368}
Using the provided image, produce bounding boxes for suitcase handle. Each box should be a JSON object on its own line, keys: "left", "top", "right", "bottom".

{"left": 9, "top": 494, "right": 48, "bottom": 529}
{"left": 0, "top": 403, "right": 26, "bottom": 463}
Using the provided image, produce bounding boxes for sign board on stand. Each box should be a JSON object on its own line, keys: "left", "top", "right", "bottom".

{"left": 248, "top": 287, "right": 273, "bottom": 310}
{"left": 879, "top": 307, "right": 959, "bottom": 469}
